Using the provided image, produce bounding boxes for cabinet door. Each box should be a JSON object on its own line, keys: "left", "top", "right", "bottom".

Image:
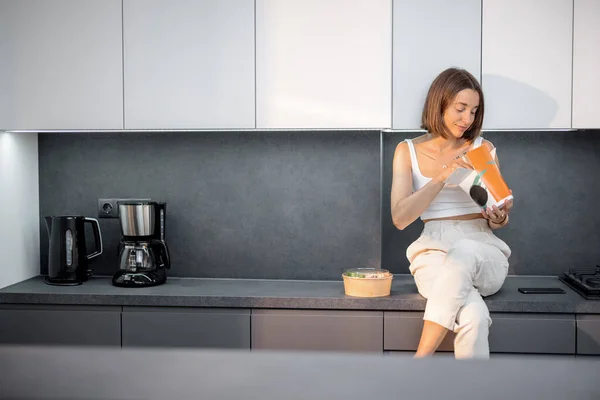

{"left": 256, "top": 0, "right": 391, "bottom": 129}
{"left": 482, "top": 0, "right": 573, "bottom": 129}
{"left": 384, "top": 311, "right": 455, "bottom": 352}
{"left": 121, "top": 307, "right": 251, "bottom": 349}
{"left": 576, "top": 315, "right": 600, "bottom": 355}
{"left": 488, "top": 313, "right": 575, "bottom": 354}
{"left": 572, "top": 0, "right": 600, "bottom": 129}
{"left": 0, "top": 0, "right": 123, "bottom": 130}
{"left": 123, "top": 0, "right": 255, "bottom": 129}
{"left": 385, "top": 312, "right": 576, "bottom": 354}
{"left": 392, "top": 0, "right": 481, "bottom": 130}
{"left": 251, "top": 309, "right": 383, "bottom": 352}
{"left": 0, "top": 305, "right": 121, "bottom": 346}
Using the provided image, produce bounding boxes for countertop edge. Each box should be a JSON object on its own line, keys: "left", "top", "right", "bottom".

{"left": 1, "top": 275, "right": 598, "bottom": 314}
{"left": 0, "top": 293, "right": 593, "bottom": 314}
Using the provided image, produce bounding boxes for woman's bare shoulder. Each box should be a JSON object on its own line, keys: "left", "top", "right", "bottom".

{"left": 410, "top": 133, "right": 432, "bottom": 145}
{"left": 394, "top": 140, "right": 409, "bottom": 159}
{"left": 395, "top": 134, "right": 432, "bottom": 158}
{"left": 393, "top": 141, "right": 413, "bottom": 171}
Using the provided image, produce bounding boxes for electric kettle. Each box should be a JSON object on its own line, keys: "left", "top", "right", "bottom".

{"left": 44, "top": 216, "right": 103, "bottom": 286}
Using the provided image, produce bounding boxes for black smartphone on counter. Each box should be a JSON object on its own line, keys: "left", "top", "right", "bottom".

{"left": 518, "top": 287, "right": 566, "bottom": 294}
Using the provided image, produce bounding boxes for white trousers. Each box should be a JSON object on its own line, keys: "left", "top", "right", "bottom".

{"left": 406, "top": 219, "right": 511, "bottom": 359}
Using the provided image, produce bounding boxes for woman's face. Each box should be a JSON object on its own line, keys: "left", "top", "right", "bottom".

{"left": 443, "top": 89, "right": 480, "bottom": 139}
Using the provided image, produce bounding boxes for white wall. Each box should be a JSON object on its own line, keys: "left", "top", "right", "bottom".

{"left": 0, "top": 132, "right": 40, "bottom": 289}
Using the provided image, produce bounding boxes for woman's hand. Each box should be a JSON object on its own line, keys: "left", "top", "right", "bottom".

{"left": 501, "top": 195, "right": 514, "bottom": 215}
{"left": 482, "top": 204, "right": 507, "bottom": 224}
{"left": 435, "top": 158, "right": 473, "bottom": 183}
{"left": 482, "top": 190, "right": 513, "bottom": 227}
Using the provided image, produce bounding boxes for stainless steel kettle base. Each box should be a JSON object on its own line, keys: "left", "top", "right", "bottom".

{"left": 111, "top": 269, "right": 166, "bottom": 288}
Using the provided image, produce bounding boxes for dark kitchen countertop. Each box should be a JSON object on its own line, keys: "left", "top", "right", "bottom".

{"left": 0, "top": 275, "right": 598, "bottom": 314}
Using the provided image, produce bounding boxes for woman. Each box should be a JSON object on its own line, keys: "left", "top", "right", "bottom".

{"left": 390, "top": 67, "right": 513, "bottom": 359}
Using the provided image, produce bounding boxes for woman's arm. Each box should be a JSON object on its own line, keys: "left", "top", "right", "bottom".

{"left": 390, "top": 142, "right": 462, "bottom": 230}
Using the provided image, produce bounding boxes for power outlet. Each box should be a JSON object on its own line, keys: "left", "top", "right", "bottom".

{"left": 97, "top": 198, "right": 151, "bottom": 218}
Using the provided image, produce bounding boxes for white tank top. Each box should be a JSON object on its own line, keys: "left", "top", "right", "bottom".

{"left": 405, "top": 136, "right": 484, "bottom": 220}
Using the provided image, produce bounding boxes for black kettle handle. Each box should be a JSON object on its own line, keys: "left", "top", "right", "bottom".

{"left": 84, "top": 218, "right": 103, "bottom": 259}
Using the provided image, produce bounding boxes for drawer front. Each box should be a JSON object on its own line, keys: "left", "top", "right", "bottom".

{"left": 252, "top": 309, "right": 383, "bottom": 352}
{"left": 122, "top": 307, "right": 251, "bottom": 349}
{"left": 384, "top": 312, "right": 454, "bottom": 351}
{"left": 576, "top": 315, "right": 600, "bottom": 355}
{"left": 489, "top": 313, "right": 575, "bottom": 354}
{"left": 384, "top": 312, "right": 576, "bottom": 354}
{"left": 0, "top": 305, "right": 121, "bottom": 346}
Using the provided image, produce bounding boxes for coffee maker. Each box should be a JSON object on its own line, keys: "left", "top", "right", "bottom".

{"left": 112, "top": 201, "right": 170, "bottom": 287}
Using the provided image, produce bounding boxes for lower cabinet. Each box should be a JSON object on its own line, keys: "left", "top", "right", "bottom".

{"left": 0, "top": 303, "right": 591, "bottom": 354}
{"left": 121, "top": 306, "right": 251, "bottom": 349}
{"left": 384, "top": 311, "right": 455, "bottom": 352}
{"left": 0, "top": 304, "right": 121, "bottom": 346}
{"left": 384, "top": 351, "right": 577, "bottom": 359}
{"left": 384, "top": 311, "right": 576, "bottom": 354}
{"left": 488, "top": 313, "right": 575, "bottom": 354}
{"left": 251, "top": 309, "right": 383, "bottom": 352}
{"left": 576, "top": 314, "right": 600, "bottom": 355}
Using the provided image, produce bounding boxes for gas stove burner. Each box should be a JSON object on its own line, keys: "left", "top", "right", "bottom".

{"left": 569, "top": 266, "right": 600, "bottom": 278}
{"left": 585, "top": 277, "right": 600, "bottom": 288}
{"left": 559, "top": 265, "right": 600, "bottom": 300}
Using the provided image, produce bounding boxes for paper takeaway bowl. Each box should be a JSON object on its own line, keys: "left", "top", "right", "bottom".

{"left": 342, "top": 268, "right": 393, "bottom": 297}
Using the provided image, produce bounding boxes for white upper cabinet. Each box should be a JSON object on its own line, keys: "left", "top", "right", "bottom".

{"left": 256, "top": 0, "right": 392, "bottom": 129}
{"left": 0, "top": 0, "right": 123, "bottom": 130}
{"left": 392, "top": 0, "right": 481, "bottom": 130}
{"left": 123, "top": 0, "right": 255, "bottom": 130}
{"left": 573, "top": 0, "right": 600, "bottom": 129}
{"left": 482, "top": 0, "right": 573, "bottom": 130}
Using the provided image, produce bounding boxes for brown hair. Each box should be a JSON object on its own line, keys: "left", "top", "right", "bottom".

{"left": 420, "top": 67, "right": 484, "bottom": 141}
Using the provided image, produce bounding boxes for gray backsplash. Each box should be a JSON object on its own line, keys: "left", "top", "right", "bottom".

{"left": 38, "top": 131, "right": 381, "bottom": 280}
{"left": 39, "top": 129, "right": 600, "bottom": 280}
{"left": 382, "top": 130, "right": 600, "bottom": 277}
